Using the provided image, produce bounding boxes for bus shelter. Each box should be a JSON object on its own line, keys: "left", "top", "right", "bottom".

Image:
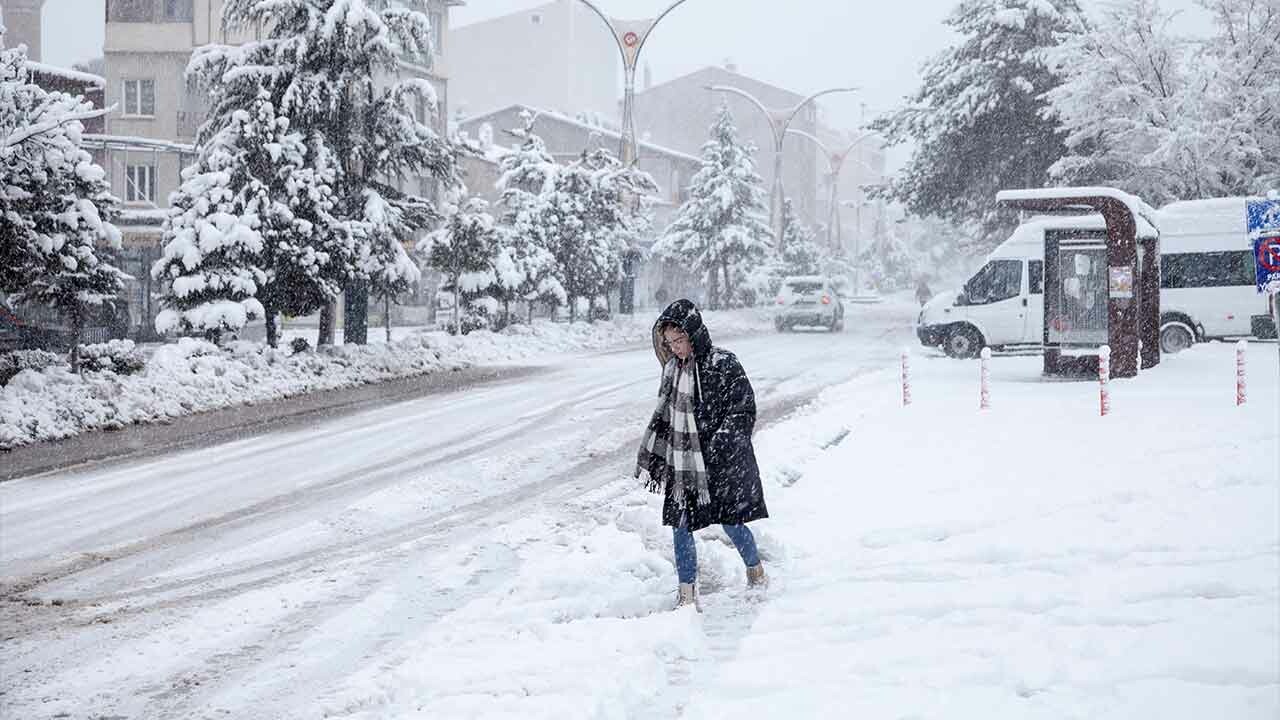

{"left": 996, "top": 188, "right": 1160, "bottom": 379}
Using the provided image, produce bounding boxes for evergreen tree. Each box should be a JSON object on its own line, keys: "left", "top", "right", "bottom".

{"left": 566, "top": 147, "right": 657, "bottom": 319}
{"left": 859, "top": 221, "right": 916, "bottom": 292}
{"left": 153, "top": 90, "right": 347, "bottom": 346}
{"left": 417, "top": 195, "right": 498, "bottom": 333}
{"left": 873, "top": 0, "right": 1086, "bottom": 250}
{"left": 1, "top": 32, "right": 125, "bottom": 370}
{"left": 651, "top": 106, "right": 771, "bottom": 310}
{"left": 1043, "top": 0, "right": 1280, "bottom": 203}
{"left": 779, "top": 198, "right": 824, "bottom": 277}
{"left": 191, "top": 0, "right": 457, "bottom": 345}
{"left": 492, "top": 113, "right": 566, "bottom": 321}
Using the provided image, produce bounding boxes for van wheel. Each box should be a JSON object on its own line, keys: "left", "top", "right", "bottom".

{"left": 1159, "top": 321, "right": 1196, "bottom": 354}
{"left": 943, "top": 325, "right": 983, "bottom": 359}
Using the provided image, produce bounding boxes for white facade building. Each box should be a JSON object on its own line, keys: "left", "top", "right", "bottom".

{"left": 447, "top": 0, "right": 617, "bottom": 122}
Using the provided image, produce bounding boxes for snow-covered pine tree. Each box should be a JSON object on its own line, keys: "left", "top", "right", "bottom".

{"left": 495, "top": 111, "right": 559, "bottom": 208}
{"left": 567, "top": 147, "right": 657, "bottom": 320}
{"left": 873, "top": 0, "right": 1086, "bottom": 250}
{"left": 537, "top": 157, "right": 594, "bottom": 322}
{"left": 859, "top": 220, "right": 916, "bottom": 292}
{"left": 779, "top": 198, "right": 824, "bottom": 277}
{"left": 417, "top": 195, "right": 497, "bottom": 334}
{"left": 492, "top": 113, "right": 565, "bottom": 321}
{"left": 1, "top": 32, "right": 125, "bottom": 370}
{"left": 191, "top": 0, "right": 458, "bottom": 345}
{"left": 1043, "top": 0, "right": 1280, "bottom": 204}
{"left": 152, "top": 90, "right": 347, "bottom": 346}
{"left": 651, "top": 106, "right": 771, "bottom": 310}
{"left": 490, "top": 222, "right": 564, "bottom": 324}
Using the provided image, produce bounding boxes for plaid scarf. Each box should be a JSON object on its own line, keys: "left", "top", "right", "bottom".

{"left": 636, "top": 357, "right": 711, "bottom": 506}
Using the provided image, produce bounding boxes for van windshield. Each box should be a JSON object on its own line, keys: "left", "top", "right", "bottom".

{"left": 964, "top": 260, "right": 1022, "bottom": 304}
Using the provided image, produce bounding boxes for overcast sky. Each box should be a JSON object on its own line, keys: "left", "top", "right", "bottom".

{"left": 41, "top": 0, "right": 1211, "bottom": 150}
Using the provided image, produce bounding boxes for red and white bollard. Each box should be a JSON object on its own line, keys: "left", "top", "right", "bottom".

{"left": 979, "top": 347, "right": 992, "bottom": 410}
{"left": 1236, "top": 340, "right": 1247, "bottom": 406}
{"left": 1098, "top": 345, "right": 1111, "bottom": 417}
{"left": 901, "top": 348, "right": 912, "bottom": 407}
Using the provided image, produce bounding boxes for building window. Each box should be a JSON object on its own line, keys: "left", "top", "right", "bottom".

{"left": 429, "top": 11, "right": 444, "bottom": 55}
{"left": 107, "top": 0, "right": 155, "bottom": 22}
{"left": 126, "top": 165, "right": 156, "bottom": 203}
{"left": 163, "top": 0, "right": 194, "bottom": 21}
{"left": 122, "top": 79, "right": 155, "bottom": 117}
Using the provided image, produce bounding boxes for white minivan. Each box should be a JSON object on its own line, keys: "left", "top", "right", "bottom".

{"left": 917, "top": 197, "right": 1269, "bottom": 358}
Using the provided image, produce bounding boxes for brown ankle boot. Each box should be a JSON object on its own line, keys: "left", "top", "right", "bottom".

{"left": 746, "top": 563, "right": 767, "bottom": 587}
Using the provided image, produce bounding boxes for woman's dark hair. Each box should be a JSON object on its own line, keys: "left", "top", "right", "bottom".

{"left": 657, "top": 320, "right": 682, "bottom": 333}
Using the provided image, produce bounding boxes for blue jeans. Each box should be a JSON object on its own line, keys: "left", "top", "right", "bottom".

{"left": 673, "top": 513, "right": 760, "bottom": 584}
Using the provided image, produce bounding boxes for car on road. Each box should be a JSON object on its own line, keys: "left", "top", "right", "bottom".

{"left": 774, "top": 276, "right": 845, "bottom": 332}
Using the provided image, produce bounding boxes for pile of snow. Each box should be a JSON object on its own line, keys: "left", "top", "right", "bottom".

{"left": 0, "top": 309, "right": 770, "bottom": 450}
{"left": 321, "top": 341, "right": 1276, "bottom": 718}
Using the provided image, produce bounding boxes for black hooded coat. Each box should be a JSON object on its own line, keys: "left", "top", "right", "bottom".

{"left": 644, "top": 299, "right": 768, "bottom": 531}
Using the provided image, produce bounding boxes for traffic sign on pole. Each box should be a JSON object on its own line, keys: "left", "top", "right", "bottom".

{"left": 1247, "top": 199, "right": 1280, "bottom": 294}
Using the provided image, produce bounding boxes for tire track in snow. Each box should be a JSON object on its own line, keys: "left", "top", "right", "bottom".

{"left": 0, "top": 313, "right": 918, "bottom": 718}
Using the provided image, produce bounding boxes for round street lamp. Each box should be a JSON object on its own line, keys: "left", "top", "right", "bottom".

{"left": 705, "top": 84, "right": 859, "bottom": 250}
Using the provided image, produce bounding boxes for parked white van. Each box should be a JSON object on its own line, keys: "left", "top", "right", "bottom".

{"left": 1155, "top": 198, "right": 1267, "bottom": 351}
{"left": 916, "top": 197, "right": 1268, "bottom": 358}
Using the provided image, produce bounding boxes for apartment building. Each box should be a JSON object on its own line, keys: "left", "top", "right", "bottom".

{"left": 95, "top": 0, "right": 460, "bottom": 334}
{"left": 447, "top": 0, "right": 617, "bottom": 122}
{"left": 631, "top": 64, "right": 820, "bottom": 230}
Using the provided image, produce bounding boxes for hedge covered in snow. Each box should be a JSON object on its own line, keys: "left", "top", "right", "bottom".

{"left": 0, "top": 311, "right": 767, "bottom": 450}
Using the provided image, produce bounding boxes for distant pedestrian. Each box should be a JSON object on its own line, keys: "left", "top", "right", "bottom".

{"left": 636, "top": 299, "right": 768, "bottom": 609}
{"left": 915, "top": 278, "right": 934, "bottom": 307}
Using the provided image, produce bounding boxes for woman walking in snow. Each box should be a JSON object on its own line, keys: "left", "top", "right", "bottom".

{"left": 636, "top": 299, "right": 769, "bottom": 608}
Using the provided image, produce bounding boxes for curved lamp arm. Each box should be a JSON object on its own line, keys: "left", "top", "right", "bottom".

{"left": 784, "top": 127, "right": 834, "bottom": 173}
{"left": 577, "top": 0, "right": 692, "bottom": 65}
{"left": 637, "top": 0, "right": 692, "bottom": 55}
{"left": 705, "top": 83, "right": 777, "bottom": 143}
{"left": 576, "top": 0, "right": 627, "bottom": 65}
{"left": 782, "top": 87, "right": 860, "bottom": 133}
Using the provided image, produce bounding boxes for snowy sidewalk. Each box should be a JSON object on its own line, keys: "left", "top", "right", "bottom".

{"left": 324, "top": 342, "right": 1278, "bottom": 719}
{"left": 697, "top": 341, "right": 1280, "bottom": 718}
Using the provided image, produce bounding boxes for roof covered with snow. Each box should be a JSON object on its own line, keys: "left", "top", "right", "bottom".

{"left": 24, "top": 61, "right": 105, "bottom": 89}
{"left": 997, "top": 187, "right": 1159, "bottom": 229}
{"left": 634, "top": 65, "right": 806, "bottom": 105}
{"left": 459, "top": 104, "right": 700, "bottom": 164}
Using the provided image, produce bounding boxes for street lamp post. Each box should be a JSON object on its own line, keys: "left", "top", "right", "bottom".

{"left": 705, "top": 84, "right": 858, "bottom": 249}
{"left": 842, "top": 198, "right": 876, "bottom": 297}
{"left": 783, "top": 128, "right": 877, "bottom": 251}
{"left": 576, "top": 0, "right": 691, "bottom": 167}
{"left": 576, "top": 0, "right": 690, "bottom": 316}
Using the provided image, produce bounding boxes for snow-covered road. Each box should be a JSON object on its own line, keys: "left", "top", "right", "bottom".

{"left": 0, "top": 303, "right": 916, "bottom": 719}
